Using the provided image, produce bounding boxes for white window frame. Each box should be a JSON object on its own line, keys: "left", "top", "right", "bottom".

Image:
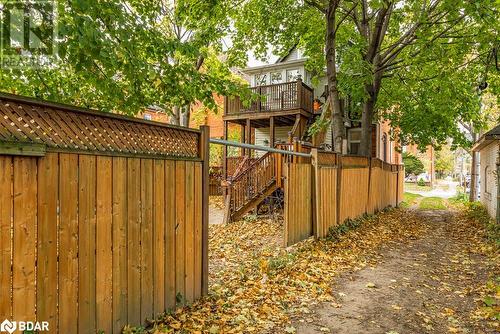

{"left": 270, "top": 71, "right": 283, "bottom": 84}
{"left": 255, "top": 73, "right": 268, "bottom": 86}
{"left": 286, "top": 68, "right": 301, "bottom": 82}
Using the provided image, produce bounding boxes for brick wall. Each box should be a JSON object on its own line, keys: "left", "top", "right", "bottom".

{"left": 479, "top": 141, "right": 498, "bottom": 219}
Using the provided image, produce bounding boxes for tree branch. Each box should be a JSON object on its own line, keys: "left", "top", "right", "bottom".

{"left": 304, "top": 0, "right": 326, "bottom": 13}
{"left": 334, "top": 2, "right": 358, "bottom": 35}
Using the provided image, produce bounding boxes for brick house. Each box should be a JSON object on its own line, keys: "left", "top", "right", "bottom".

{"left": 472, "top": 124, "right": 500, "bottom": 221}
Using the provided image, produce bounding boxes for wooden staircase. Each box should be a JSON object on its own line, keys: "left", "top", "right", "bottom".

{"left": 224, "top": 152, "right": 279, "bottom": 222}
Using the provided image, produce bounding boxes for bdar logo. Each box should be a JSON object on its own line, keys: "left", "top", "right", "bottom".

{"left": 0, "top": 319, "right": 16, "bottom": 334}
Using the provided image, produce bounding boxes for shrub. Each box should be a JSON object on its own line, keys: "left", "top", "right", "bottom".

{"left": 402, "top": 152, "right": 425, "bottom": 177}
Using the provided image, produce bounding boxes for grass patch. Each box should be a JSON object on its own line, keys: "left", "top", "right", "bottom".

{"left": 448, "top": 191, "right": 469, "bottom": 206}
{"left": 404, "top": 182, "right": 432, "bottom": 192}
{"left": 400, "top": 192, "right": 423, "bottom": 208}
{"left": 419, "top": 196, "right": 447, "bottom": 210}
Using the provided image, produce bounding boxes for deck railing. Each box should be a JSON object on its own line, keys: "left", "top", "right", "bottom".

{"left": 228, "top": 152, "right": 276, "bottom": 213}
{"left": 225, "top": 80, "right": 314, "bottom": 115}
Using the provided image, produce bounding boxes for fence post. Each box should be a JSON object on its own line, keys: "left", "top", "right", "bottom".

{"left": 199, "top": 125, "right": 210, "bottom": 296}
{"left": 311, "top": 149, "right": 319, "bottom": 238}
{"left": 336, "top": 155, "right": 342, "bottom": 225}
{"left": 366, "top": 157, "right": 372, "bottom": 214}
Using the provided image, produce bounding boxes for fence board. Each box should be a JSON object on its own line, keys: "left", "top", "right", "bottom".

{"left": 165, "top": 160, "right": 176, "bottom": 309}
{"left": 112, "top": 157, "right": 129, "bottom": 332}
{"left": 127, "top": 158, "right": 141, "bottom": 326}
{"left": 140, "top": 159, "right": 154, "bottom": 322}
{"left": 37, "top": 153, "right": 59, "bottom": 328}
{"left": 58, "top": 154, "right": 79, "bottom": 334}
{"left": 175, "top": 161, "right": 186, "bottom": 305}
{"left": 78, "top": 155, "right": 97, "bottom": 333}
{"left": 194, "top": 163, "right": 203, "bottom": 300}
{"left": 12, "top": 157, "right": 37, "bottom": 322}
{"left": 0, "top": 156, "right": 12, "bottom": 321}
{"left": 96, "top": 156, "right": 113, "bottom": 333}
{"left": 153, "top": 160, "right": 165, "bottom": 314}
{"left": 185, "top": 161, "right": 195, "bottom": 303}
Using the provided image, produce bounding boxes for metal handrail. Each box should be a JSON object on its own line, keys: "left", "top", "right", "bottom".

{"left": 210, "top": 139, "right": 312, "bottom": 158}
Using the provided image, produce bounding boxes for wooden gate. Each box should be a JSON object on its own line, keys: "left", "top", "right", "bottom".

{"left": 0, "top": 93, "right": 209, "bottom": 334}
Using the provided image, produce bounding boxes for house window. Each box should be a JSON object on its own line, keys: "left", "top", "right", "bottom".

{"left": 348, "top": 128, "right": 361, "bottom": 155}
{"left": 286, "top": 69, "right": 300, "bottom": 82}
{"left": 270, "top": 71, "right": 283, "bottom": 84}
{"left": 255, "top": 73, "right": 268, "bottom": 86}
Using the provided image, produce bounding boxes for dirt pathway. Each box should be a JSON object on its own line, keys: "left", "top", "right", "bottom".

{"left": 294, "top": 209, "right": 497, "bottom": 334}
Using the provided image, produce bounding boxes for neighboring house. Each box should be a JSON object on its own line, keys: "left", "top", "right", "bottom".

{"left": 223, "top": 46, "right": 401, "bottom": 163}
{"left": 138, "top": 107, "right": 170, "bottom": 123}
{"left": 472, "top": 124, "right": 500, "bottom": 221}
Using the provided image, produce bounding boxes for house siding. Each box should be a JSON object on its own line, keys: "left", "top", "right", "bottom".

{"left": 255, "top": 126, "right": 292, "bottom": 157}
{"left": 479, "top": 141, "right": 498, "bottom": 219}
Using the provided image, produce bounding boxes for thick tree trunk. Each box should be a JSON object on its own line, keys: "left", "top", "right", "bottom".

{"left": 360, "top": 96, "right": 375, "bottom": 157}
{"left": 326, "top": 1, "right": 345, "bottom": 153}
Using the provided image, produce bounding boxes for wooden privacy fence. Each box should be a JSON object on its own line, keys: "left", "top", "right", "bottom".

{"left": 0, "top": 93, "right": 209, "bottom": 334}
{"left": 284, "top": 150, "right": 404, "bottom": 246}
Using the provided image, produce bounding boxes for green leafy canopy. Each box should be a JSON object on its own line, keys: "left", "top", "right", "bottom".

{"left": 0, "top": 0, "right": 245, "bottom": 116}
{"left": 229, "top": 0, "right": 500, "bottom": 149}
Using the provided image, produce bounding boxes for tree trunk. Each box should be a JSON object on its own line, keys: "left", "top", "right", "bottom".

{"left": 180, "top": 105, "right": 191, "bottom": 127}
{"left": 360, "top": 95, "right": 375, "bottom": 157}
{"left": 469, "top": 132, "right": 479, "bottom": 201}
{"left": 171, "top": 106, "right": 181, "bottom": 125}
{"left": 325, "top": 1, "right": 345, "bottom": 153}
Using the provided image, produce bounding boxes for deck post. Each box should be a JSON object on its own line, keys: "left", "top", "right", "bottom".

{"left": 199, "top": 125, "right": 210, "bottom": 296}
{"left": 245, "top": 118, "right": 251, "bottom": 157}
{"left": 222, "top": 121, "right": 228, "bottom": 184}
{"left": 257, "top": 86, "right": 262, "bottom": 113}
{"left": 296, "top": 78, "right": 303, "bottom": 109}
{"left": 270, "top": 116, "right": 275, "bottom": 148}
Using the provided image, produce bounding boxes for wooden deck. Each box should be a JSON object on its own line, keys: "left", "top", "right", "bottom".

{"left": 223, "top": 80, "right": 314, "bottom": 127}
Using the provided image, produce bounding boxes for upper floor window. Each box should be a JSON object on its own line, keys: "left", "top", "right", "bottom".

{"left": 270, "top": 71, "right": 283, "bottom": 84}
{"left": 348, "top": 128, "right": 361, "bottom": 155}
{"left": 255, "top": 73, "right": 268, "bottom": 86}
{"left": 286, "top": 69, "right": 300, "bottom": 82}
{"left": 382, "top": 133, "right": 388, "bottom": 162}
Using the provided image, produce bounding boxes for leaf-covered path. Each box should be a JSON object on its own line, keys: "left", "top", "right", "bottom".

{"left": 293, "top": 209, "right": 499, "bottom": 334}
{"left": 129, "top": 206, "right": 498, "bottom": 334}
